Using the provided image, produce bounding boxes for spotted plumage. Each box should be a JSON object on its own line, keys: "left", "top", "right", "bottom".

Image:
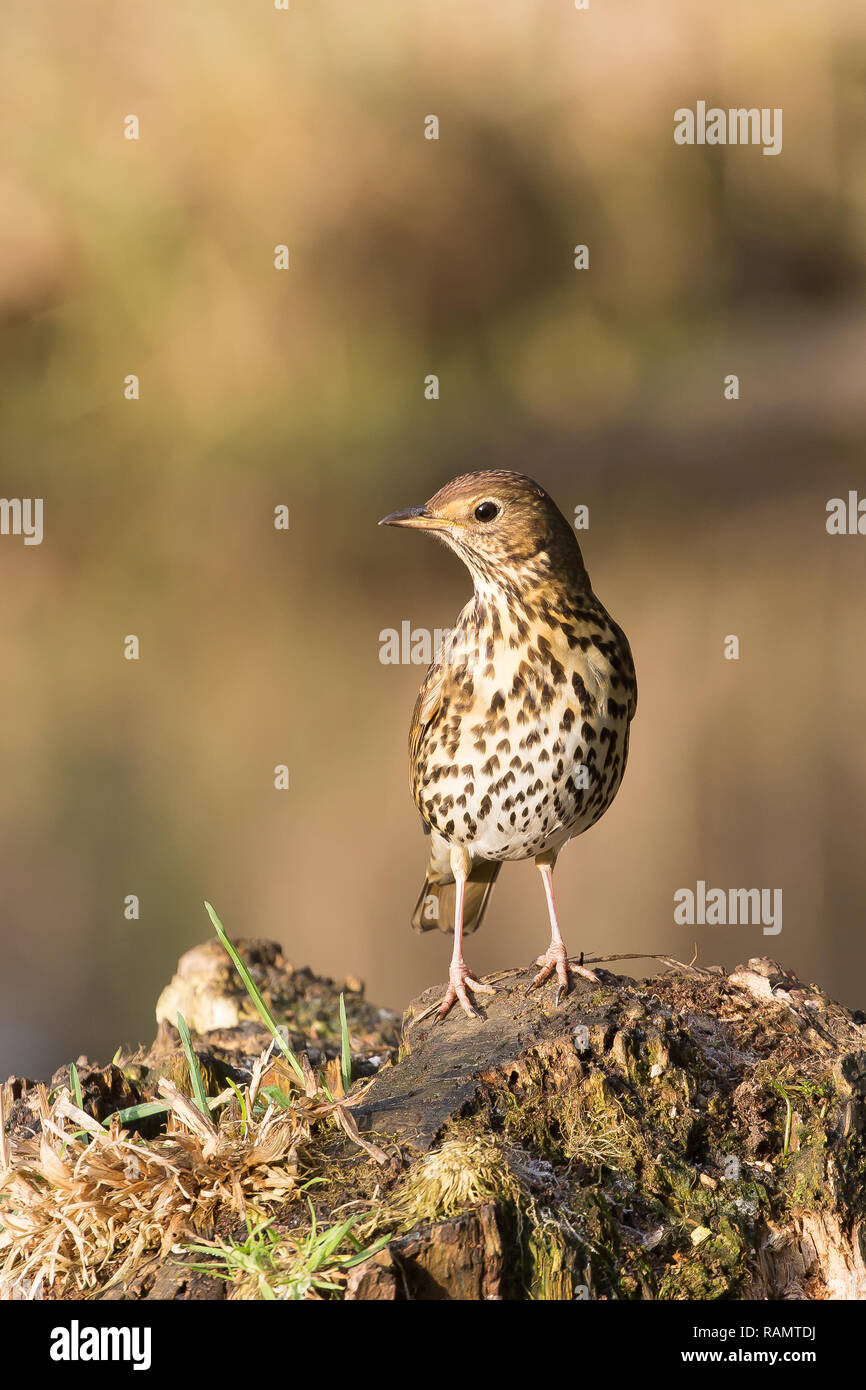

{"left": 381, "top": 470, "right": 636, "bottom": 1019}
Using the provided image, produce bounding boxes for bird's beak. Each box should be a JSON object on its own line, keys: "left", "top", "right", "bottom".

{"left": 378, "top": 505, "right": 449, "bottom": 530}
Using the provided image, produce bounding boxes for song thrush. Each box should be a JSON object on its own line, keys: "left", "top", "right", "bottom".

{"left": 380, "top": 471, "right": 636, "bottom": 1019}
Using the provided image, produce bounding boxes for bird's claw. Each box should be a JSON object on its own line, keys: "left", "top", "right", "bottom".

{"left": 527, "top": 943, "right": 599, "bottom": 1004}
{"left": 571, "top": 961, "right": 601, "bottom": 983}
{"left": 437, "top": 963, "right": 496, "bottom": 1020}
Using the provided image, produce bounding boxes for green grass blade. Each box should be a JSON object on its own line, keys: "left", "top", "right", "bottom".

{"left": 64, "top": 1062, "right": 87, "bottom": 1153}
{"left": 69, "top": 1062, "right": 84, "bottom": 1111}
{"left": 260, "top": 1085, "right": 294, "bottom": 1111}
{"left": 108, "top": 1101, "right": 173, "bottom": 1124}
{"left": 205, "top": 901, "right": 304, "bottom": 1083}
{"left": 103, "top": 1093, "right": 227, "bottom": 1127}
{"left": 226, "top": 1078, "right": 248, "bottom": 1138}
{"left": 176, "top": 1012, "right": 210, "bottom": 1117}
{"left": 340, "top": 1233, "right": 391, "bottom": 1268}
{"left": 314, "top": 1216, "right": 358, "bottom": 1266}
{"left": 339, "top": 992, "right": 352, "bottom": 1094}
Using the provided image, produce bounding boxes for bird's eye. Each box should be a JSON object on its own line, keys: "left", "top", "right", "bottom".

{"left": 474, "top": 501, "right": 500, "bottom": 523}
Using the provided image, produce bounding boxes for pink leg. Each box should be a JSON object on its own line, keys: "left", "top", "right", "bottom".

{"left": 437, "top": 861, "right": 496, "bottom": 1020}
{"left": 527, "top": 861, "right": 599, "bottom": 1005}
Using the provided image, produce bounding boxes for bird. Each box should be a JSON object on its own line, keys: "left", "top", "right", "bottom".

{"left": 379, "top": 470, "right": 636, "bottom": 1020}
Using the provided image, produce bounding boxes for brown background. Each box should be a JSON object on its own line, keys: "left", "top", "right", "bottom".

{"left": 1, "top": 1, "right": 865, "bottom": 1078}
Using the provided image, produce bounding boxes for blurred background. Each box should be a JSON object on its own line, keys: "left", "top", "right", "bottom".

{"left": 1, "top": 0, "right": 866, "bottom": 1079}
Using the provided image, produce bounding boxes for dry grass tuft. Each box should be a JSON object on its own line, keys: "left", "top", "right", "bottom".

{"left": 0, "top": 1051, "right": 384, "bottom": 1298}
{"left": 559, "top": 1090, "right": 634, "bottom": 1170}
{"left": 387, "top": 1137, "right": 521, "bottom": 1228}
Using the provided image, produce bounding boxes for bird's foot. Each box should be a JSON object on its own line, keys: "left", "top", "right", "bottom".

{"left": 437, "top": 961, "right": 496, "bottom": 1020}
{"left": 526, "top": 943, "right": 600, "bottom": 1006}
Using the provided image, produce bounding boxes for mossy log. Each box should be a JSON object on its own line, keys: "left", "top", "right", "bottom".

{"left": 3, "top": 943, "right": 865, "bottom": 1300}
{"left": 351, "top": 956, "right": 866, "bottom": 1299}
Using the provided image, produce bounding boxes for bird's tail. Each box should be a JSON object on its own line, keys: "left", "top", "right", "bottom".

{"left": 411, "top": 857, "right": 501, "bottom": 935}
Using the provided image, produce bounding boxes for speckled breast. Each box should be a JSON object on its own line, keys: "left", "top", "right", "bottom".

{"left": 411, "top": 597, "right": 635, "bottom": 863}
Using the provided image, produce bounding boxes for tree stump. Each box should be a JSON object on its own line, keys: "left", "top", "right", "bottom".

{"left": 3, "top": 946, "right": 865, "bottom": 1300}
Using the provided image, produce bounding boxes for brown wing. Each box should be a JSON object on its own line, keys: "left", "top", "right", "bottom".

{"left": 409, "top": 660, "right": 445, "bottom": 774}
{"left": 409, "top": 600, "right": 475, "bottom": 772}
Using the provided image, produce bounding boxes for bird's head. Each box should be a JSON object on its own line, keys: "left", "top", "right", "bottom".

{"left": 379, "top": 470, "right": 587, "bottom": 593}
